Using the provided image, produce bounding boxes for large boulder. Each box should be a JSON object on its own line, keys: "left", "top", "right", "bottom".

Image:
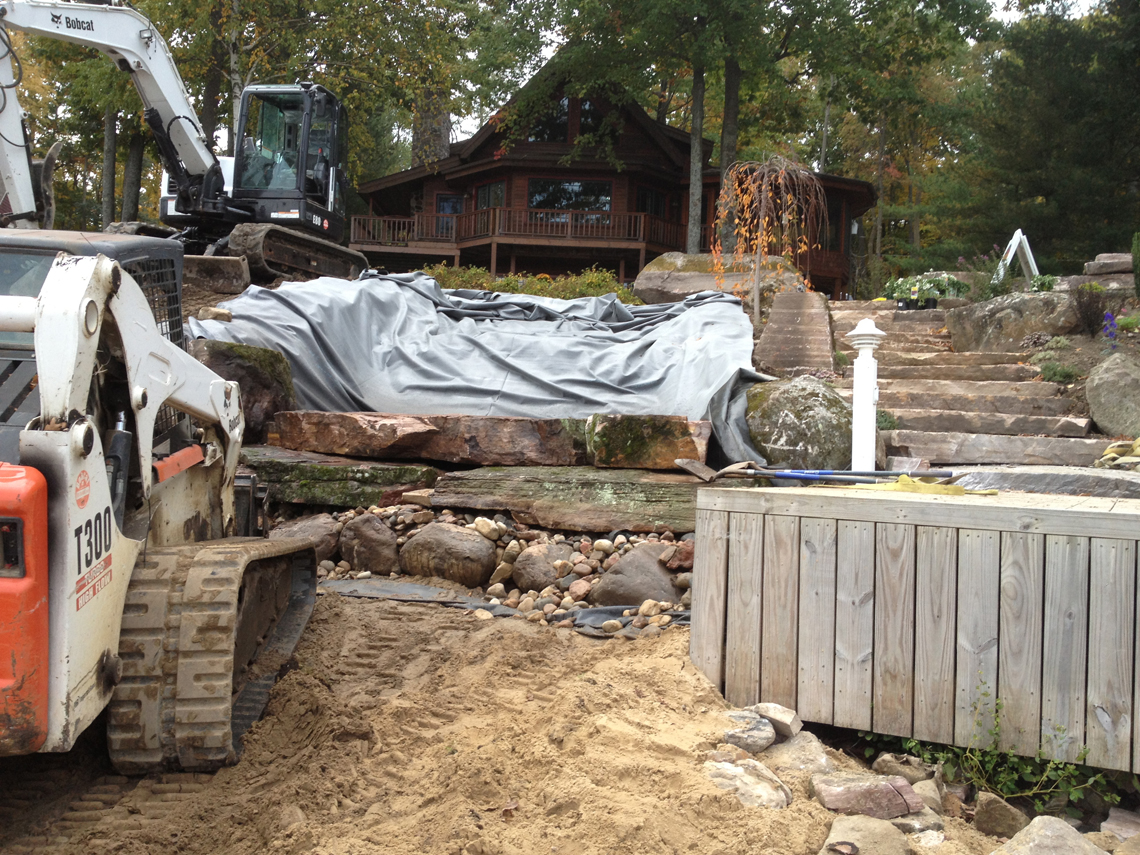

{"left": 339, "top": 514, "right": 399, "bottom": 574}
{"left": 398, "top": 523, "right": 497, "bottom": 588}
{"left": 188, "top": 340, "right": 296, "bottom": 443}
{"left": 1087, "top": 354, "right": 1140, "bottom": 437}
{"left": 991, "top": 815, "right": 1104, "bottom": 854}
{"left": 945, "top": 293, "right": 1076, "bottom": 353}
{"left": 510, "top": 542, "right": 574, "bottom": 591}
{"left": 589, "top": 542, "right": 675, "bottom": 606}
{"left": 974, "top": 792, "right": 1030, "bottom": 839}
{"left": 269, "top": 513, "right": 339, "bottom": 562}
{"left": 632, "top": 252, "right": 800, "bottom": 307}
{"left": 817, "top": 815, "right": 911, "bottom": 855}
{"left": 745, "top": 376, "right": 852, "bottom": 469}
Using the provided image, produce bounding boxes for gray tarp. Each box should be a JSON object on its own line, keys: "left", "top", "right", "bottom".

{"left": 188, "top": 271, "right": 768, "bottom": 464}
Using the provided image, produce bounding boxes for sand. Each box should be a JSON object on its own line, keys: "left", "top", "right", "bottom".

{"left": 2, "top": 592, "right": 999, "bottom": 854}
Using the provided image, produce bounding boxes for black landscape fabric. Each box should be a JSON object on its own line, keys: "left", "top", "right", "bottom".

{"left": 188, "top": 271, "right": 769, "bottom": 464}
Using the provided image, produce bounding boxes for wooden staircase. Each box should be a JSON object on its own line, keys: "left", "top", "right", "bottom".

{"left": 830, "top": 301, "right": 1111, "bottom": 466}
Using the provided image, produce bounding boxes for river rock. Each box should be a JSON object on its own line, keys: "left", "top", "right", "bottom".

{"left": 1102, "top": 807, "right": 1140, "bottom": 841}
{"left": 747, "top": 702, "right": 802, "bottom": 738}
{"left": 585, "top": 414, "right": 711, "bottom": 469}
{"left": 339, "top": 513, "right": 399, "bottom": 574}
{"left": 991, "top": 816, "right": 1105, "bottom": 854}
{"left": 912, "top": 780, "right": 943, "bottom": 815}
{"left": 974, "top": 792, "right": 1031, "bottom": 838}
{"left": 817, "top": 815, "right": 911, "bottom": 855}
{"left": 589, "top": 542, "right": 675, "bottom": 606}
{"left": 1087, "top": 354, "right": 1140, "bottom": 438}
{"left": 665, "top": 539, "right": 695, "bottom": 570}
{"left": 398, "top": 522, "right": 497, "bottom": 587}
{"left": 761, "top": 731, "right": 833, "bottom": 775}
{"left": 188, "top": 340, "right": 296, "bottom": 443}
{"left": 809, "top": 772, "right": 924, "bottom": 819}
{"left": 724, "top": 719, "right": 777, "bottom": 754}
{"left": 269, "top": 513, "right": 340, "bottom": 562}
{"left": 746, "top": 376, "right": 852, "bottom": 470}
{"left": 704, "top": 759, "right": 792, "bottom": 809}
{"left": 872, "top": 753, "right": 933, "bottom": 785}
{"left": 946, "top": 292, "right": 1076, "bottom": 352}
{"left": 890, "top": 807, "right": 944, "bottom": 833}
{"left": 511, "top": 542, "right": 574, "bottom": 592}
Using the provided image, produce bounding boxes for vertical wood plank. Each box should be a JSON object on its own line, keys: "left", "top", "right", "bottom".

{"left": 724, "top": 513, "right": 763, "bottom": 707}
{"left": 798, "top": 517, "right": 838, "bottom": 724}
{"left": 1041, "top": 535, "right": 1089, "bottom": 763}
{"left": 1087, "top": 538, "right": 1135, "bottom": 771}
{"left": 956, "top": 529, "right": 1001, "bottom": 748}
{"left": 998, "top": 532, "right": 1045, "bottom": 756}
{"left": 834, "top": 520, "right": 875, "bottom": 730}
{"left": 761, "top": 515, "right": 800, "bottom": 709}
{"left": 914, "top": 526, "right": 957, "bottom": 744}
{"left": 690, "top": 508, "right": 730, "bottom": 692}
{"left": 874, "top": 523, "right": 916, "bottom": 737}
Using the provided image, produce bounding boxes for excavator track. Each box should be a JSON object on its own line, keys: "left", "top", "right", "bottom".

{"left": 226, "top": 222, "right": 369, "bottom": 282}
{"left": 106, "top": 537, "right": 316, "bottom": 775}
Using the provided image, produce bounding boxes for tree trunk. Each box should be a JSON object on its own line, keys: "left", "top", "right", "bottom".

{"left": 410, "top": 87, "right": 452, "bottom": 167}
{"left": 819, "top": 74, "right": 834, "bottom": 172}
{"left": 719, "top": 58, "right": 741, "bottom": 177}
{"left": 911, "top": 185, "right": 922, "bottom": 249}
{"left": 874, "top": 115, "right": 886, "bottom": 260}
{"left": 121, "top": 133, "right": 146, "bottom": 222}
{"left": 101, "top": 106, "right": 118, "bottom": 229}
{"left": 198, "top": 7, "right": 226, "bottom": 147}
{"left": 228, "top": 0, "right": 242, "bottom": 155}
{"left": 686, "top": 65, "right": 705, "bottom": 255}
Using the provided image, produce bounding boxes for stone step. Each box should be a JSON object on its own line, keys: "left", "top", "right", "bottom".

{"left": 836, "top": 340, "right": 951, "bottom": 354}
{"left": 857, "top": 351, "right": 1028, "bottom": 367}
{"left": 835, "top": 330, "right": 952, "bottom": 346}
{"left": 888, "top": 409, "right": 1091, "bottom": 438}
{"left": 835, "top": 378, "right": 1064, "bottom": 397}
{"left": 830, "top": 308, "right": 946, "bottom": 324}
{"left": 757, "top": 290, "right": 834, "bottom": 374}
{"left": 882, "top": 431, "right": 1112, "bottom": 466}
{"left": 837, "top": 389, "right": 1075, "bottom": 417}
{"left": 864, "top": 364, "right": 1041, "bottom": 382}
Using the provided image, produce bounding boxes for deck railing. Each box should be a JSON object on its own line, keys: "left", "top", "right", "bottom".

{"left": 351, "top": 208, "right": 686, "bottom": 249}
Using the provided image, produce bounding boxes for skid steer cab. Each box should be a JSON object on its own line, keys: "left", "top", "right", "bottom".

{"left": 0, "top": 232, "right": 316, "bottom": 772}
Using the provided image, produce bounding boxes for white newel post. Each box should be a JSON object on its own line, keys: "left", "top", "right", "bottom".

{"left": 845, "top": 318, "right": 886, "bottom": 472}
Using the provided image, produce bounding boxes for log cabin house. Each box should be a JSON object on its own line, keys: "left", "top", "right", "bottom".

{"left": 351, "top": 87, "right": 875, "bottom": 298}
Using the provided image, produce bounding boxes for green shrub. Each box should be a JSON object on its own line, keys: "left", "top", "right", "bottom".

{"left": 1029, "top": 352, "right": 1052, "bottom": 365}
{"left": 876, "top": 410, "right": 899, "bottom": 430}
{"left": 421, "top": 264, "right": 642, "bottom": 304}
{"left": 1118, "top": 315, "right": 1140, "bottom": 333}
{"left": 1031, "top": 274, "right": 1058, "bottom": 292}
{"left": 1043, "top": 335, "right": 1071, "bottom": 350}
{"left": 1072, "top": 282, "right": 1107, "bottom": 336}
{"left": 881, "top": 273, "right": 970, "bottom": 302}
{"left": 834, "top": 350, "right": 850, "bottom": 367}
{"left": 1039, "top": 362, "right": 1081, "bottom": 384}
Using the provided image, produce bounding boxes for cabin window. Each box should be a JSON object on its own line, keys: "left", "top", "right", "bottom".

{"left": 527, "top": 179, "right": 611, "bottom": 211}
{"left": 476, "top": 181, "right": 505, "bottom": 210}
{"left": 435, "top": 194, "right": 463, "bottom": 238}
{"left": 529, "top": 97, "right": 569, "bottom": 143}
{"left": 579, "top": 100, "right": 604, "bottom": 136}
{"left": 635, "top": 186, "right": 667, "bottom": 219}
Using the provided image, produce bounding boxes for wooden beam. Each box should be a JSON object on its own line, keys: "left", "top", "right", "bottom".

{"left": 490, "top": 241, "right": 498, "bottom": 276}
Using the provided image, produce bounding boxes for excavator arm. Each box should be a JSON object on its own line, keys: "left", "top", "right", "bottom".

{"left": 0, "top": 0, "right": 228, "bottom": 222}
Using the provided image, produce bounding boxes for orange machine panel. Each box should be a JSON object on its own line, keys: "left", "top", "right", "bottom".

{"left": 0, "top": 462, "right": 50, "bottom": 756}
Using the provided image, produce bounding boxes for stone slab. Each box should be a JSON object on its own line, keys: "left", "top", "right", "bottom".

{"left": 756, "top": 290, "right": 834, "bottom": 374}
{"left": 872, "top": 364, "right": 1041, "bottom": 382}
{"left": 890, "top": 409, "right": 1090, "bottom": 438}
{"left": 428, "top": 466, "right": 737, "bottom": 533}
{"left": 837, "top": 379, "right": 1064, "bottom": 398}
{"left": 271, "top": 411, "right": 589, "bottom": 467}
{"left": 870, "top": 351, "right": 1029, "bottom": 367}
{"left": 842, "top": 390, "right": 1074, "bottom": 417}
{"left": 1084, "top": 253, "right": 1133, "bottom": 275}
{"left": 809, "top": 772, "right": 925, "bottom": 819}
{"left": 951, "top": 466, "right": 1140, "bottom": 499}
{"left": 882, "top": 431, "right": 1112, "bottom": 466}
{"left": 240, "top": 445, "right": 440, "bottom": 507}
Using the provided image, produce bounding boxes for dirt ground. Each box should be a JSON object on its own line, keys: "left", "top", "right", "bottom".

{"left": 0, "top": 591, "right": 1000, "bottom": 855}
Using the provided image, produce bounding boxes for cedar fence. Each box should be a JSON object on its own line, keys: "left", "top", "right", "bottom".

{"left": 690, "top": 486, "right": 1140, "bottom": 771}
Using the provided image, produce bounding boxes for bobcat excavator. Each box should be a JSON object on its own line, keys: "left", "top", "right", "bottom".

{"left": 0, "top": 0, "right": 368, "bottom": 282}
{"left": 0, "top": 0, "right": 332, "bottom": 773}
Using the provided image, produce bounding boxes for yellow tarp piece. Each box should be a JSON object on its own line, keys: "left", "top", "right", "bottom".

{"left": 847, "top": 474, "right": 998, "bottom": 496}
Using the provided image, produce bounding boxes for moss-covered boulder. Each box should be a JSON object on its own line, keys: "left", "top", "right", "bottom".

{"left": 585, "top": 414, "right": 711, "bottom": 469}
{"left": 188, "top": 339, "right": 295, "bottom": 443}
{"left": 745, "top": 376, "right": 852, "bottom": 469}
{"left": 633, "top": 252, "right": 802, "bottom": 308}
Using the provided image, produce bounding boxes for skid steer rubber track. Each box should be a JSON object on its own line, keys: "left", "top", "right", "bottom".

{"left": 226, "top": 222, "right": 369, "bottom": 282}
{"left": 106, "top": 537, "right": 316, "bottom": 774}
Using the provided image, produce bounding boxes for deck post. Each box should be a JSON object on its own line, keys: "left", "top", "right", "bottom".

{"left": 619, "top": 259, "right": 625, "bottom": 282}
{"left": 490, "top": 241, "right": 498, "bottom": 276}
{"left": 639, "top": 246, "right": 646, "bottom": 271}
{"left": 510, "top": 254, "right": 517, "bottom": 274}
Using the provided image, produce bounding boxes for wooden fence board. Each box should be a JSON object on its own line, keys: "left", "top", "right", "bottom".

{"left": 798, "top": 518, "right": 838, "bottom": 724}
{"left": 874, "top": 523, "right": 916, "bottom": 737}
{"left": 834, "top": 520, "right": 875, "bottom": 730}
{"left": 1086, "top": 538, "right": 1136, "bottom": 771}
{"left": 761, "top": 515, "right": 800, "bottom": 709}
{"left": 956, "top": 529, "right": 1001, "bottom": 748}
{"left": 724, "top": 513, "right": 763, "bottom": 706}
{"left": 690, "top": 508, "right": 730, "bottom": 690}
{"left": 914, "top": 526, "right": 957, "bottom": 744}
{"left": 998, "top": 532, "right": 1045, "bottom": 756}
{"left": 1041, "top": 535, "right": 1089, "bottom": 763}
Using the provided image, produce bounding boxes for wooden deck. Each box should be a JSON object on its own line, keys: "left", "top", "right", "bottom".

{"left": 691, "top": 486, "right": 1140, "bottom": 770}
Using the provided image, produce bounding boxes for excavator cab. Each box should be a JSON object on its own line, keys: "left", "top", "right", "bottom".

{"left": 232, "top": 83, "right": 348, "bottom": 243}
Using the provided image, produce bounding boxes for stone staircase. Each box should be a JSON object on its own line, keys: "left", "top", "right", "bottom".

{"left": 755, "top": 290, "right": 835, "bottom": 376}
{"left": 829, "top": 301, "right": 1111, "bottom": 467}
